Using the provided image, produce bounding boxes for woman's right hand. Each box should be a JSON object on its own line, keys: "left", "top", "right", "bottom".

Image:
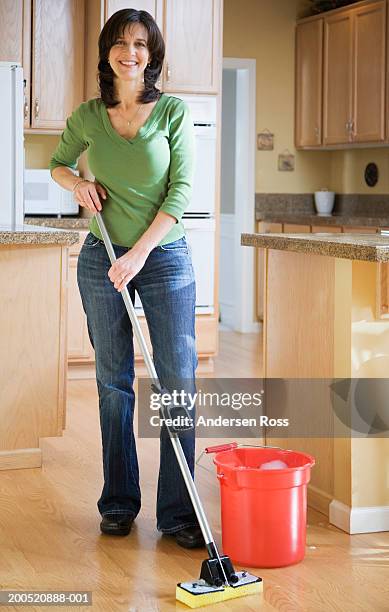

{"left": 74, "top": 180, "right": 107, "bottom": 213}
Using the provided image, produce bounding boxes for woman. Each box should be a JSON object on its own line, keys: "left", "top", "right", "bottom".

{"left": 50, "top": 8, "right": 203, "bottom": 549}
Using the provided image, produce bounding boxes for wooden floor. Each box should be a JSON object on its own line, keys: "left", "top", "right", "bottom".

{"left": 1, "top": 330, "right": 388, "bottom": 611}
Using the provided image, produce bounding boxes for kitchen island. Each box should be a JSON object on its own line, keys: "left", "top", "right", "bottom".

{"left": 242, "top": 231, "right": 389, "bottom": 534}
{"left": 0, "top": 225, "right": 78, "bottom": 470}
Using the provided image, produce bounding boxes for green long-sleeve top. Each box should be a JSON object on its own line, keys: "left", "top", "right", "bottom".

{"left": 49, "top": 94, "right": 195, "bottom": 247}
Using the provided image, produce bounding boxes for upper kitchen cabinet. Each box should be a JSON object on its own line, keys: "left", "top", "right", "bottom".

{"left": 0, "top": 0, "right": 31, "bottom": 128}
{"left": 352, "top": 0, "right": 386, "bottom": 142}
{"left": 105, "top": 0, "right": 222, "bottom": 94}
{"left": 323, "top": 0, "right": 386, "bottom": 144}
{"left": 163, "top": 0, "right": 221, "bottom": 93}
{"left": 105, "top": 0, "right": 163, "bottom": 29}
{"left": 323, "top": 10, "right": 353, "bottom": 145}
{"left": 295, "top": 18, "right": 323, "bottom": 147}
{"left": 0, "top": 0, "right": 27, "bottom": 63}
{"left": 31, "top": 0, "right": 85, "bottom": 130}
{"left": 296, "top": 0, "right": 386, "bottom": 148}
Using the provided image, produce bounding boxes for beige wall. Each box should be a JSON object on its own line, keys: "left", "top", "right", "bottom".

{"left": 223, "top": 0, "right": 332, "bottom": 194}
{"left": 24, "top": 135, "right": 60, "bottom": 169}
{"left": 331, "top": 149, "right": 389, "bottom": 194}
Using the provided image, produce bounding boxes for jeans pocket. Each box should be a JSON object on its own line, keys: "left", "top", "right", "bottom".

{"left": 83, "top": 232, "right": 102, "bottom": 248}
{"left": 159, "top": 237, "right": 188, "bottom": 253}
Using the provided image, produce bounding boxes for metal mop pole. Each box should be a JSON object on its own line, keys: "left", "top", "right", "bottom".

{"left": 95, "top": 212, "right": 229, "bottom": 585}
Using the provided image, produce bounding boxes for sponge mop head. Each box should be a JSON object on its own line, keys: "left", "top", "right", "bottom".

{"left": 176, "top": 574, "right": 263, "bottom": 609}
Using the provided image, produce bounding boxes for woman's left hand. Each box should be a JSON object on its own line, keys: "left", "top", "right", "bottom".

{"left": 108, "top": 247, "right": 149, "bottom": 292}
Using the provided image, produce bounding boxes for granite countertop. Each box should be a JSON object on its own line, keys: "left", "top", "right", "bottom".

{"left": 255, "top": 212, "right": 389, "bottom": 228}
{"left": 24, "top": 216, "right": 91, "bottom": 230}
{"left": 241, "top": 232, "right": 389, "bottom": 262}
{"left": 0, "top": 224, "right": 79, "bottom": 246}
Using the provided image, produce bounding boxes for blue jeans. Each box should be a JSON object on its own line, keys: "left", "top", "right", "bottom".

{"left": 77, "top": 232, "right": 198, "bottom": 533}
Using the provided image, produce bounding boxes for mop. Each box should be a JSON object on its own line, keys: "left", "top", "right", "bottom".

{"left": 95, "top": 212, "right": 263, "bottom": 608}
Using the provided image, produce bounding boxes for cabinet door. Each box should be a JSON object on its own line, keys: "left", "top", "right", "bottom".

{"left": 311, "top": 225, "right": 341, "bottom": 233}
{"left": 283, "top": 224, "right": 310, "bottom": 233}
{"left": 352, "top": 1, "right": 385, "bottom": 143}
{"left": 0, "top": 0, "right": 24, "bottom": 62}
{"left": 163, "top": 0, "right": 221, "bottom": 93}
{"left": 31, "top": 0, "right": 85, "bottom": 129}
{"left": 295, "top": 19, "right": 323, "bottom": 148}
{"left": 105, "top": 0, "right": 163, "bottom": 30}
{"left": 67, "top": 254, "right": 95, "bottom": 361}
{"left": 323, "top": 11, "right": 353, "bottom": 145}
{"left": 0, "top": 0, "right": 31, "bottom": 128}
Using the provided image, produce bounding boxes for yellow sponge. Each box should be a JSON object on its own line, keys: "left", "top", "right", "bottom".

{"left": 176, "top": 579, "right": 263, "bottom": 609}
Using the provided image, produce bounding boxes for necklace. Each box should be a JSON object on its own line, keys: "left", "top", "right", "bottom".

{"left": 118, "top": 103, "right": 143, "bottom": 127}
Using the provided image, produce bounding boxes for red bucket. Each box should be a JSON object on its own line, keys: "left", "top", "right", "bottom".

{"left": 205, "top": 443, "right": 315, "bottom": 568}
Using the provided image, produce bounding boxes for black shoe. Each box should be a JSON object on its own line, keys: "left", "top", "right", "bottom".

{"left": 173, "top": 526, "right": 206, "bottom": 549}
{"left": 100, "top": 513, "right": 134, "bottom": 536}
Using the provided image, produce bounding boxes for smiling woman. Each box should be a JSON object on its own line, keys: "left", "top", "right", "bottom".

{"left": 49, "top": 8, "right": 201, "bottom": 549}
{"left": 98, "top": 8, "right": 165, "bottom": 107}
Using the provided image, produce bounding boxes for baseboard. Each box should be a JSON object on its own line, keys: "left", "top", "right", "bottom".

{"left": 240, "top": 321, "right": 261, "bottom": 333}
{"left": 329, "top": 500, "right": 389, "bottom": 534}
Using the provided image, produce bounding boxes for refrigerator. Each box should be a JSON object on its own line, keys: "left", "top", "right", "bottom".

{"left": 0, "top": 62, "right": 24, "bottom": 226}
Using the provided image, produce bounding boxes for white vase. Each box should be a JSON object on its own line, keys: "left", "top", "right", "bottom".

{"left": 314, "top": 191, "right": 335, "bottom": 216}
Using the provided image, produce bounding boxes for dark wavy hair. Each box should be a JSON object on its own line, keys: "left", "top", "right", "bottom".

{"left": 97, "top": 8, "right": 165, "bottom": 107}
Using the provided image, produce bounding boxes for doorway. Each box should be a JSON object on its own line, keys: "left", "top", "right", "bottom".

{"left": 219, "top": 58, "right": 258, "bottom": 333}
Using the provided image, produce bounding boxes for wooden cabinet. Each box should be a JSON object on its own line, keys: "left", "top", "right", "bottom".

{"left": 311, "top": 225, "right": 341, "bottom": 232}
{"left": 0, "top": 0, "right": 85, "bottom": 131}
{"left": 283, "top": 224, "right": 311, "bottom": 233}
{"left": 257, "top": 220, "right": 389, "bottom": 322}
{"left": 0, "top": 242, "right": 69, "bottom": 470}
{"left": 67, "top": 231, "right": 217, "bottom": 370}
{"left": 297, "top": 0, "right": 386, "bottom": 147}
{"left": 105, "top": 0, "right": 163, "bottom": 29}
{"left": 0, "top": 0, "right": 24, "bottom": 63}
{"left": 0, "top": 0, "right": 31, "bottom": 128}
{"left": 104, "top": 0, "right": 222, "bottom": 94}
{"left": 352, "top": 1, "right": 386, "bottom": 142}
{"left": 163, "top": 0, "right": 221, "bottom": 93}
{"left": 67, "top": 233, "right": 95, "bottom": 363}
{"left": 295, "top": 18, "right": 323, "bottom": 147}
{"left": 323, "top": 10, "right": 353, "bottom": 145}
{"left": 31, "top": 0, "right": 85, "bottom": 129}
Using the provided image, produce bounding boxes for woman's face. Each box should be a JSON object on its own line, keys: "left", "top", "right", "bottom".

{"left": 108, "top": 23, "right": 150, "bottom": 84}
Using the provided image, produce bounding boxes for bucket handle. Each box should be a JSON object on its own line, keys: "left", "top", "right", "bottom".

{"left": 196, "top": 441, "right": 283, "bottom": 475}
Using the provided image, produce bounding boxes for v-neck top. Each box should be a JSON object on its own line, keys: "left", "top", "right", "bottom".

{"left": 49, "top": 94, "right": 195, "bottom": 247}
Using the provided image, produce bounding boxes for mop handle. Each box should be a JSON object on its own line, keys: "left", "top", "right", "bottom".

{"left": 94, "top": 212, "right": 228, "bottom": 582}
{"left": 95, "top": 212, "right": 159, "bottom": 386}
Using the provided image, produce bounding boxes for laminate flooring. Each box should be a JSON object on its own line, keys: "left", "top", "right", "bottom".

{"left": 0, "top": 331, "right": 388, "bottom": 611}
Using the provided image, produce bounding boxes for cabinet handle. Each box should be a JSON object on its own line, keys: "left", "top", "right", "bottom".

{"left": 314, "top": 126, "right": 320, "bottom": 138}
{"left": 166, "top": 62, "right": 171, "bottom": 81}
{"left": 24, "top": 96, "right": 29, "bottom": 120}
{"left": 350, "top": 119, "right": 355, "bottom": 139}
{"left": 34, "top": 98, "right": 40, "bottom": 119}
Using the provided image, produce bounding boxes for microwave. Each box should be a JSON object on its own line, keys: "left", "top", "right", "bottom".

{"left": 24, "top": 168, "right": 79, "bottom": 215}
